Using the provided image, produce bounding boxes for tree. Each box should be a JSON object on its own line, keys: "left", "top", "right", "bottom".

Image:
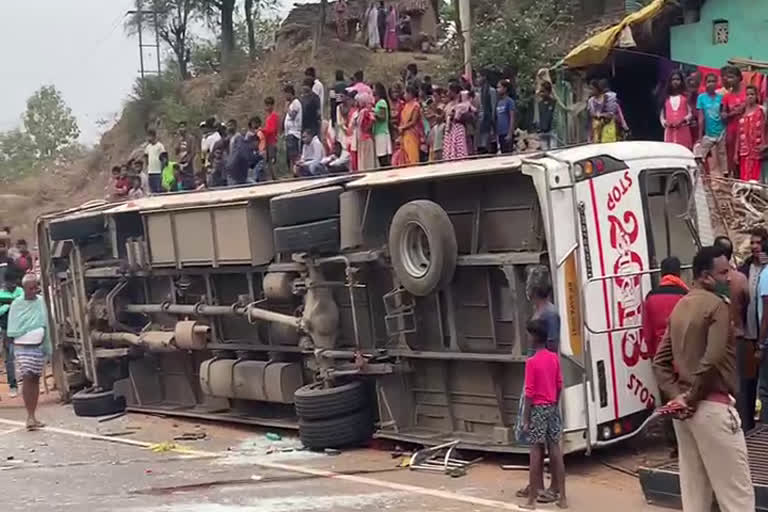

{"left": 199, "top": 0, "right": 237, "bottom": 68}
{"left": 468, "top": 0, "right": 571, "bottom": 97}
{"left": 23, "top": 85, "right": 80, "bottom": 160}
{"left": 126, "top": 0, "right": 197, "bottom": 80}
{"left": 243, "top": 0, "right": 277, "bottom": 60}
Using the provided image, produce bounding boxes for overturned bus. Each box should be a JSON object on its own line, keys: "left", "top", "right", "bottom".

{"left": 37, "top": 141, "right": 711, "bottom": 454}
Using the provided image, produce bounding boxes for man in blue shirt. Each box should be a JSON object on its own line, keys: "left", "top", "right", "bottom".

{"left": 695, "top": 73, "right": 727, "bottom": 178}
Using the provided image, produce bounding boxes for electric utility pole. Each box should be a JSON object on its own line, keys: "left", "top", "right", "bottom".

{"left": 459, "top": 0, "right": 472, "bottom": 81}
{"left": 127, "top": 2, "right": 162, "bottom": 80}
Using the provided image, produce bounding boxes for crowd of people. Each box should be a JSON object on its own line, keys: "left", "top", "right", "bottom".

{"left": 106, "top": 63, "right": 559, "bottom": 200}
{"left": 610, "top": 64, "right": 767, "bottom": 183}
{"left": 638, "top": 231, "right": 768, "bottom": 511}
{"left": 337, "top": 0, "right": 419, "bottom": 52}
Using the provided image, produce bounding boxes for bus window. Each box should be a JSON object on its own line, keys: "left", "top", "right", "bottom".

{"left": 640, "top": 169, "right": 698, "bottom": 271}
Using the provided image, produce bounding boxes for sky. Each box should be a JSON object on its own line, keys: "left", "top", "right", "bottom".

{"left": 0, "top": 0, "right": 300, "bottom": 145}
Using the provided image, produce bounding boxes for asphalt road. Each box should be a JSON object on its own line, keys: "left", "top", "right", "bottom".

{"left": 0, "top": 397, "right": 665, "bottom": 512}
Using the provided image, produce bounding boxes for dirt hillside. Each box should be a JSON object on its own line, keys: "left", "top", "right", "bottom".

{"left": 3, "top": 38, "right": 446, "bottom": 245}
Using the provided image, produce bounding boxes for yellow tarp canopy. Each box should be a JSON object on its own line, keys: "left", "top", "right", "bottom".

{"left": 563, "top": 0, "right": 668, "bottom": 68}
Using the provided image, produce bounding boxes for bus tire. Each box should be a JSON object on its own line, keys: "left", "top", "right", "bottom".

{"left": 294, "top": 380, "right": 366, "bottom": 420}
{"left": 72, "top": 389, "right": 126, "bottom": 417}
{"left": 270, "top": 186, "right": 343, "bottom": 227}
{"left": 298, "top": 408, "right": 374, "bottom": 450}
{"left": 389, "top": 200, "right": 457, "bottom": 296}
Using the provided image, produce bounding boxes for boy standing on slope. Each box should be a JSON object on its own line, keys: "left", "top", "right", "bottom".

{"left": 521, "top": 318, "right": 567, "bottom": 510}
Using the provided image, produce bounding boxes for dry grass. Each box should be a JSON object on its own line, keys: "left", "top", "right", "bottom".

{"left": 2, "top": 38, "right": 446, "bottom": 243}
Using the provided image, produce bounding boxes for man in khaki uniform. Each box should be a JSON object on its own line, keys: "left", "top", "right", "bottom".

{"left": 653, "top": 245, "right": 754, "bottom": 512}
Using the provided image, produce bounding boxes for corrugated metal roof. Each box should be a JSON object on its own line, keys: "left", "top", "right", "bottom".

{"left": 346, "top": 155, "right": 523, "bottom": 188}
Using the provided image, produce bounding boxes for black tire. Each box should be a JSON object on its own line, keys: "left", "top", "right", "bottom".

{"left": 388, "top": 200, "right": 457, "bottom": 296}
{"left": 270, "top": 186, "right": 343, "bottom": 227}
{"left": 72, "top": 389, "right": 126, "bottom": 417}
{"left": 299, "top": 408, "right": 374, "bottom": 450}
{"left": 295, "top": 381, "right": 366, "bottom": 420}
{"left": 273, "top": 218, "right": 340, "bottom": 254}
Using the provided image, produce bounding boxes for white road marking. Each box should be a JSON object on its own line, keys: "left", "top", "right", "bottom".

{"left": 0, "top": 417, "right": 527, "bottom": 511}
{"left": 0, "top": 427, "right": 22, "bottom": 436}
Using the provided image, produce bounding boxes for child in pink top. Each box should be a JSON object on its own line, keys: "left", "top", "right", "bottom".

{"left": 521, "top": 318, "right": 567, "bottom": 510}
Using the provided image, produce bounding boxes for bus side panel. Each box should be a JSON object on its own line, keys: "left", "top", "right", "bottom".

{"left": 576, "top": 167, "right": 656, "bottom": 427}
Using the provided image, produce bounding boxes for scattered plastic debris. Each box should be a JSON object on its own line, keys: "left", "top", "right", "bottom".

{"left": 173, "top": 432, "right": 207, "bottom": 441}
{"left": 265, "top": 432, "right": 281, "bottom": 441}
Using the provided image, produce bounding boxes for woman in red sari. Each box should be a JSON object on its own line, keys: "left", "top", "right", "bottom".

{"left": 738, "top": 85, "right": 765, "bottom": 182}
{"left": 722, "top": 65, "right": 747, "bottom": 176}
{"left": 660, "top": 71, "right": 693, "bottom": 150}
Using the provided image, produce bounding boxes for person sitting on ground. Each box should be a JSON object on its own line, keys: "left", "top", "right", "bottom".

{"left": 0, "top": 265, "right": 23, "bottom": 399}
{"left": 521, "top": 318, "right": 567, "bottom": 510}
{"left": 294, "top": 129, "right": 326, "bottom": 177}
{"left": 7, "top": 273, "right": 52, "bottom": 431}
{"left": 128, "top": 175, "right": 145, "bottom": 200}
{"left": 320, "top": 141, "right": 351, "bottom": 174}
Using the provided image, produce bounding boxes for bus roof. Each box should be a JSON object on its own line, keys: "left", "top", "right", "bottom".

{"left": 548, "top": 141, "right": 694, "bottom": 165}
{"left": 346, "top": 155, "right": 523, "bottom": 189}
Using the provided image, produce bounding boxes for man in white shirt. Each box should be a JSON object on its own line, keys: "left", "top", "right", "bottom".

{"left": 295, "top": 129, "right": 326, "bottom": 177}
{"left": 200, "top": 118, "right": 222, "bottom": 174}
{"left": 284, "top": 85, "right": 303, "bottom": 169}
{"left": 306, "top": 67, "right": 325, "bottom": 121}
{"left": 320, "top": 141, "right": 350, "bottom": 174}
{"left": 143, "top": 129, "right": 166, "bottom": 194}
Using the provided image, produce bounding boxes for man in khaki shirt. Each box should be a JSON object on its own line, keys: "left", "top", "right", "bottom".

{"left": 653, "top": 245, "right": 754, "bottom": 512}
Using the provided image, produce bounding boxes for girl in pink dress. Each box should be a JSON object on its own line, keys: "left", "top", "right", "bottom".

{"left": 660, "top": 71, "right": 693, "bottom": 150}
{"left": 738, "top": 85, "right": 765, "bottom": 182}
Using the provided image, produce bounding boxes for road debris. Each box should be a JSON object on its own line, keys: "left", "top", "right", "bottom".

{"left": 266, "top": 432, "right": 282, "bottom": 441}
{"left": 324, "top": 448, "right": 341, "bottom": 456}
{"left": 103, "top": 430, "right": 138, "bottom": 437}
{"left": 407, "top": 440, "right": 482, "bottom": 477}
{"left": 97, "top": 412, "right": 126, "bottom": 423}
{"left": 173, "top": 431, "right": 207, "bottom": 441}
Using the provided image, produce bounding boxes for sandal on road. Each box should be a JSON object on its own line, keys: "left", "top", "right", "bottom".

{"left": 537, "top": 490, "right": 558, "bottom": 504}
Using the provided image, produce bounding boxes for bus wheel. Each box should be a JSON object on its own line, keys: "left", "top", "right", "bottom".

{"left": 72, "top": 389, "right": 126, "bottom": 417}
{"left": 298, "top": 408, "right": 374, "bottom": 450}
{"left": 294, "top": 380, "right": 367, "bottom": 420}
{"left": 389, "top": 200, "right": 457, "bottom": 297}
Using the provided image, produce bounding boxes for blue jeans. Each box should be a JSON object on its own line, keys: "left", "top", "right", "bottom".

{"left": 4, "top": 338, "right": 16, "bottom": 390}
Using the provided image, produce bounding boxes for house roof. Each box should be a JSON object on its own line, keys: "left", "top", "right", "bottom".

{"left": 561, "top": 0, "right": 670, "bottom": 68}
